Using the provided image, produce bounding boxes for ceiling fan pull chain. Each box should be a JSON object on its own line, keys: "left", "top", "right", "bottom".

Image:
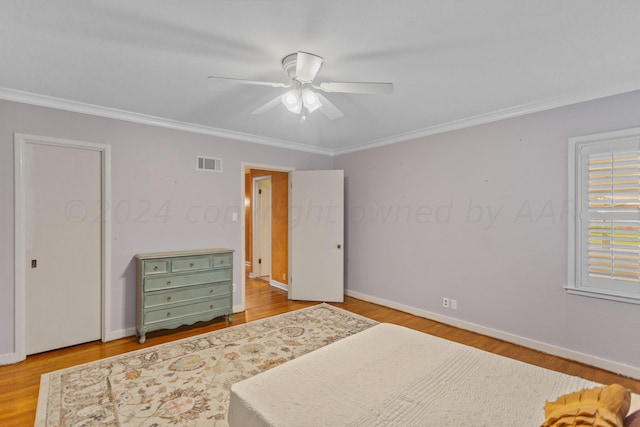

{"left": 299, "top": 98, "right": 307, "bottom": 124}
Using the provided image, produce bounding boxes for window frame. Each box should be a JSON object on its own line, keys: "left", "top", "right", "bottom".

{"left": 567, "top": 126, "right": 640, "bottom": 304}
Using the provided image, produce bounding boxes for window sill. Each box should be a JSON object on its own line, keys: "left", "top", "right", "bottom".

{"left": 564, "top": 286, "right": 640, "bottom": 305}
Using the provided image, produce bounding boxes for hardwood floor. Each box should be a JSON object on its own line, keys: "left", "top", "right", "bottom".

{"left": 2, "top": 277, "right": 639, "bottom": 425}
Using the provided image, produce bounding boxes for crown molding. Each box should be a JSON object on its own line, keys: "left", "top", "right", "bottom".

{"left": 3, "top": 83, "right": 640, "bottom": 158}
{"left": 0, "top": 87, "right": 334, "bottom": 157}
{"left": 333, "top": 82, "right": 640, "bottom": 156}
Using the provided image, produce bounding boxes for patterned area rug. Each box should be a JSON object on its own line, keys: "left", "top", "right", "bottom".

{"left": 35, "top": 303, "right": 377, "bottom": 426}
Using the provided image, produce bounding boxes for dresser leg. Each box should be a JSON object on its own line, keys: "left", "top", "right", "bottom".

{"left": 228, "top": 313, "right": 232, "bottom": 322}
{"left": 138, "top": 334, "right": 146, "bottom": 344}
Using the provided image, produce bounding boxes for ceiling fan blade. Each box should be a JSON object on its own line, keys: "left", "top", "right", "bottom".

{"left": 251, "top": 95, "right": 283, "bottom": 115}
{"left": 295, "top": 52, "right": 323, "bottom": 83}
{"left": 318, "top": 81, "right": 394, "bottom": 94}
{"left": 208, "top": 76, "right": 290, "bottom": 88}
{"left": 316, "top": 93, "right": 344, "bottom": 120}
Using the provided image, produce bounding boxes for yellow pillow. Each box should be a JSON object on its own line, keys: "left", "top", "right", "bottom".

{"left": 541, "top": 384, "right": 631, "bottom": 427}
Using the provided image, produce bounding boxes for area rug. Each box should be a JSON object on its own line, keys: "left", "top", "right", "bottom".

{"left": 35, "top": 303, "right": 378, "bottom": 427}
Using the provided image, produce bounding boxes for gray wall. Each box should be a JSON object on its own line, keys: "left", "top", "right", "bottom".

{"left": 335, "top": 90, "right": 640, "bottom": 371}
{"left": 3, "top": 90, "right": 640, "bottom": 372}
{"left": 0, "top": 99, "right": 332, "bottom": 356}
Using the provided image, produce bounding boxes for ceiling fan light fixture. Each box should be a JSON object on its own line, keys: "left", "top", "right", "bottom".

{"left": 302, "top": 88, "right": 322, "bottom": 113}
{"left": 214, "top": 50, "right": 392, "bottom": 121}
{"left": 281, "top": 89, "right": 302, "bottom": 114}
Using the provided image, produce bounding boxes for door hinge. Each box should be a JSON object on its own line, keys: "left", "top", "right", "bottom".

{"left": 258, "top": 188, "right": 262, "bottom": 194}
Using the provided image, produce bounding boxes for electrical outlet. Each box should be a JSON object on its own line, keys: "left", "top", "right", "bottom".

{"left": 442, "top": 297, "right": 449, "bottom": 308}
{"left": 232, "top": 283, "right": 236, "bottom": 292}
{"left": 451, "top": 299, "right": 457, "bottom": 310}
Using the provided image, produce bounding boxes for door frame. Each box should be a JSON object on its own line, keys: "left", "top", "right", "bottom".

{"left": 13, "top": 133, "right": 111, "bottom": 362}
{"left": 252, "top": 176, "right": 272, "bottom": 280}
{"left": 239, "top": 162, "right": 294, "bottom": 312}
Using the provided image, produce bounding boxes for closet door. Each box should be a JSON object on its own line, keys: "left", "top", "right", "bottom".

{"left": 24, "top": 141, "right": 102, "bottom": 355}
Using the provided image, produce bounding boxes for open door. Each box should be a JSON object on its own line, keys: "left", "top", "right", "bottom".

{"left": 289, "top": 170, "right": 344, "bottom": 302}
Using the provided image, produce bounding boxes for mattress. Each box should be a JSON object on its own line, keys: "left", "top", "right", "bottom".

{"left": 228, "top": 323, "right": 639, "bottom": 426}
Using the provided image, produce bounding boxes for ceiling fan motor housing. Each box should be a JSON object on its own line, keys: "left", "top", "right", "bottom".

{"left": 282, "top": 52, "right": 323, "bottom": 83}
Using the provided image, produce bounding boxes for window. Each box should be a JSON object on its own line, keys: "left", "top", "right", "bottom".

{"left": 568, "top": 127, "right": 640, "bottom": 304}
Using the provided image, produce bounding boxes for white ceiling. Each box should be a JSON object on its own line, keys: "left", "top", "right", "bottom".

{"left": 2, "top": 1, "right": 640, "bottom": 155}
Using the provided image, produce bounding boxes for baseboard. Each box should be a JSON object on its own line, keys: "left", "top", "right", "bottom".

{"left": 269, "top": 280, "right": 287, "bottom": 291}
{"left": 0, "top": 351, "right": 24, "bottom": 365}
{"left": 345, "top": 289, "right": 640, "bottom": 380}
{"left": 106, "top": 306, "right": 246, "bottom": 341}
{"left": 1, "top": 303, "right": 280, "bottom": 365}
{"left": 105, "top": 327, "right": 137, "bottom": 342}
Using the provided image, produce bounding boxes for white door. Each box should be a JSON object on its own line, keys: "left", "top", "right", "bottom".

{"left": 24, "top": 142, "right": 102, "bottom": 354}
{"left": 290, "top": 170, "right": 344, "bottom": 302}
{"left": 253, "top": 177, "right": 272, "bottom": 279}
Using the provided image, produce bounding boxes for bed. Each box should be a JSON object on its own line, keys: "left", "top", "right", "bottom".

{"left": 228, "top": 323, "right": 640, "bottom": 426}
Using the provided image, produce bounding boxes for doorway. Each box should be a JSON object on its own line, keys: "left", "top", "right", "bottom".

{"left": 239, "top": 164, "right": 345, "bottom": 311}
{"left": 241, "top": 164, "right": 292, "bottom": 310}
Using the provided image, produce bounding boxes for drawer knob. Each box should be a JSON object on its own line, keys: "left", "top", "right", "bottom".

{"left": 153, "top": 266, "right": 159, "bottom": 271}
{"left": 190, "top": 262, "right": 194, "bottom": 267}
{"left": 166, "top": 296, "right": 171, "bottom": 302}
{"left": 209, "top": 289, "right": 213, "bottom": 294}
{"left": 219, "top": 260, "right": 224, "bottom": 264}
{"left": 166, "top": 312, "right": 171, "bottom": 317}
{"left": 210, "top": 305, "right": 213, "bottom": 309}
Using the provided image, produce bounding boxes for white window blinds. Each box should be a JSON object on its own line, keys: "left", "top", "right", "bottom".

{"left": 568, "top": 127, "right": 640, "bottom": 303}
{"left": 587, "top": 152, "right": 640, "bottom": 283}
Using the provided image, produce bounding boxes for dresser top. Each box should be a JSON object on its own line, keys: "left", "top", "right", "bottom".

{"left": 135, "top": 248, "right": 234, "bottom": 260}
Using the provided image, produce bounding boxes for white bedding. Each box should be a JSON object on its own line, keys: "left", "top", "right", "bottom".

{"left": 228, "top": 323, "right": 639, "bottom": 426}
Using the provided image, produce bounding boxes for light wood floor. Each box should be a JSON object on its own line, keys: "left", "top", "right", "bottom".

{"left": 2, "top": 277, "right": 639, "bottom": 425}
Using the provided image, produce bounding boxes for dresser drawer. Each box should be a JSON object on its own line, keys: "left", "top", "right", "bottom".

{"left": 172, "top": 255, "right": 212, "bottom": 272}
{"left": 144, "top": 282, "right": 231, "bottom": 308}
{"left": 213, "top": 252, "right": 232, "bottom": 269}
{"left": 144, "top": 297, "right": 230, "bottom": 325}
{"left": 144, "top": 260, "right": 169, "bottom": 275}
{"left": 144, "top": 269, "right": 231, "bottom": 292}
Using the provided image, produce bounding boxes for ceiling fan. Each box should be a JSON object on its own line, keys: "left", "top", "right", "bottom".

{"left": 207, "top": 51, "right": 394, "bottom": 123}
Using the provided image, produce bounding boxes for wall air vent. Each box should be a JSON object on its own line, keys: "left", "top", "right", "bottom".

{"left": 196, "top": 156, "right": 222, "bottom": 173}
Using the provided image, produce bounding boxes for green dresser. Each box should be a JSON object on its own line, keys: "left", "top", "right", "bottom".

{"left": 135, "top": 248, "right": 233, "bottom": 344}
